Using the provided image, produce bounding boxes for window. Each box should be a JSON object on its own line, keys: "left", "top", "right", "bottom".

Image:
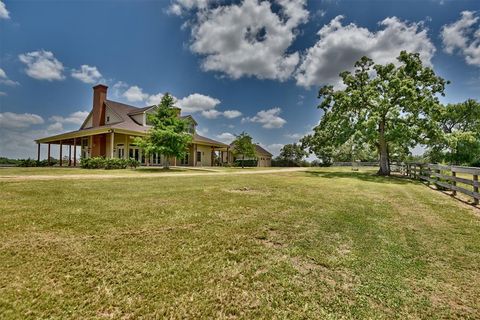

{"left": 106, "top": 116, "right": 110, "bottom": 122}
{"left": 197, "top": 151, "right": 201, "bottom": 162}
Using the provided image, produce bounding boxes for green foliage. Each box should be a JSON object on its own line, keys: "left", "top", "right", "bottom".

{"left": 303, "top": 51, "right": 448, "bottom": 175}
{"left": 233, "top": 159, "right": 257, "bottom": 167}
{"left": 80, "top": 157, "right": 139, "bottom": 169}
{"left": 134, "top": 93, "right": 192, "bottom": 168}
{"left": 231, "top": 132, "right": 256, "bottom": 168}
{"left": 0, "top": 157, "right": 20, "bottom": 165}
{"left": 16, "top": 158, "right": 57, "bottom": 167}
{"left": 427, "top": 99, "right": 480, "bottom": 166}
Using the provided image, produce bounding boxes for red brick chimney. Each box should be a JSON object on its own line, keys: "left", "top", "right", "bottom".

{"left": 92, "top": 84, "right": 108, "bottom": 127}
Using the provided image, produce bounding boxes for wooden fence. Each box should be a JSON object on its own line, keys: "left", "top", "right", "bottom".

{"left": 398, "top": 163, "right": 479, "bottom": 205}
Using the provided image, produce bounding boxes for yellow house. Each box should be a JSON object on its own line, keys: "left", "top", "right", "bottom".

{"left": 35, "top": 84, "right": 231, "bottom": 167}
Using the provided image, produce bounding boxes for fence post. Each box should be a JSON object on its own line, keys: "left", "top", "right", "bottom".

{"left": 474, "top": 174, "right": 479, "bottom": 205}
{"left": 435, "top": 167, "right": 440, "bottom": 188}
{"left": 452, "top": 171, "right": 457, "bottom": 196}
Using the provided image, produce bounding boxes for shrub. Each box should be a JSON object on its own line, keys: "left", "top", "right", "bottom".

{"left": 80, "top": 157, "right": 139, "bottom": 169}
{"left": 104, "top": 158, "right": 128, "bottom": 170}
{"left": 233, "top": 159, "right": 257, "bottom": 167}
{"left": 127, "top": 158, "right": 140, "bottom": 169}
{"left": 17, "top": 158, "right": 38, "bottom": 167}
{"left": 80, "top": 157, "right": 105, "bottom": 169}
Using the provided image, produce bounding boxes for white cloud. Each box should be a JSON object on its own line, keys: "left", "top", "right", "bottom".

{"left": 295, "top": 16, "right": 436, "bottom": 88}
{"left": 216, "top": 132, "right": 235, "bottom": 144}
{"left": 47, "top": 122, "right": 63, "bottom": 131}
{"left": 441, "top": 11, "right": 480, "bottom": 66}
{"left": 71, "top": 65, "right": 102, "bottom": 84}
{"left": 0, "top": 0, "right": 10, "bottom": 19}
{"left": 18, "top": 50, "right": 65, "bottom": 81}
{"left": 168, "top": 0, "right": 212, "bottom": 15}
{"left": 0, "top": 68, "right": 19, "bottom": 86}
{"left": 202, "top": 109, "right": 243, "bottom": 119}
{"left": 146, "top": 93, "right": 165, "bottom": 106}
{"left": 223, "top": 109, "right": 242, "bottom": 119}
{"left": 244, "top": 107, "right": 286, "bottom": 129}
{"left": 189, "top": 0, "right": 308, "bottom": 80}
{"left": 0, "top": 91, "right": 6, "bottom": 96}
{"left": 201, "top": 109, "right": 222, "bottom": 119}
{"left": 49, "top": 111, "right": 89, "bottom": 126}
{"left": 176, "top": 93, "right": 220, "bottom": 113}
{"left": 0, "top": 112, "right": 44, "bottom": 129}
{"left": 123, "top": 85, "right": 149, "bottom": 102}
{"left": 284, "top": 132, "right": 302, "bottom": 139}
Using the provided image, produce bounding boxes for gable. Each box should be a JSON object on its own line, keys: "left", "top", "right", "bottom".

{"left": 105, "top": 105, "right": 123, "bottom": 124}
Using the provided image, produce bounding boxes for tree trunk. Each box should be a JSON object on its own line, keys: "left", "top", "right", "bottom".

{"left": 164, "top": 157, "right": 170, "bottom": 170}
{"left": 377, "top": 120, "right": 390, "bottom": 176}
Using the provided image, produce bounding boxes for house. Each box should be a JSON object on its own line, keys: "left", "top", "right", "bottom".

{"left": 225, "top": 143, "right": 273, "bottom": 167}
{"left": 35, "top": 84, "right": 232, "bottom": 167}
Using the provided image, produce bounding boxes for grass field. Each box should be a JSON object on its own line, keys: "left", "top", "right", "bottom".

{"left": 1, "top": 167, "right": 479, "bottom": 319}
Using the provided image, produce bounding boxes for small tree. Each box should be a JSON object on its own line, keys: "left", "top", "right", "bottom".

{"left": 305, "top": 51, "right": 448, "bottom": 175}
{"left": 231, "top": 132, "right": 256, "bottom": 168}
{"left": 134, "top": 93, "right": 192, "bottom": 169}
{"left": 275, "top": 143, "right": 308, "bottom": 166}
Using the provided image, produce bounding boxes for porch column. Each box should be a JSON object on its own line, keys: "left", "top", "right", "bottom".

{"left": 110, "top": 131, "right": 115, "bottom": 158}
{"left": 68, "top": 144, "right": 72, "bottom": 166}
{"left": 59, "top": 141, "right": 63, "bottom": 166}
{"left": 47, "top": 143, "right": 51, "bottom": 165}
{"left": 37, "top": 143, "right": 40, "bottom": 162}
{"left": 193, "top": 144, "right": 197, "bottom": 167}
{"left": 226, "top": 147, "right": 230, "bottom": 164}
{"left": 211, "top": 146, "right": 215, "bottom": 166}
{"left": 73, "top": 138, "right": 77, "bottom": 167}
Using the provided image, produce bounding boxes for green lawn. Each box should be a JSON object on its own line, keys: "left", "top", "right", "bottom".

{"left": 1, "top": 168, "right": 479, "bottom": 319}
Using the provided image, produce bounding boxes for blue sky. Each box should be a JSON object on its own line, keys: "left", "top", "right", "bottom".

{"left": 0, "top": 0, "right": 479, "bottom": 158}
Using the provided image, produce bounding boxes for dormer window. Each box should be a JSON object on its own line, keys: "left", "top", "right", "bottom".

{"left": 106, "top": 116, "right": 110, "bottom": 123}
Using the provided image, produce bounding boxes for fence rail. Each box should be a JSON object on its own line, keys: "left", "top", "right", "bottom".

{"left": 399, "top": 163, "right": 479, "bottom": 205}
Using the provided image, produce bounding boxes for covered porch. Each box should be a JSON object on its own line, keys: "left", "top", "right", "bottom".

{"left": 35, "top": 128, "right": 231, "bottom": 167}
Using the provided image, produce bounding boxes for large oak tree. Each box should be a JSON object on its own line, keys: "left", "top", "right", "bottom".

{"left": 304, "top": 51, "right": 448, "bottom": 175}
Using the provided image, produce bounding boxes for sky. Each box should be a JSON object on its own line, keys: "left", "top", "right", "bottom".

{"left": 0, "top": 0, "right": 479, "bottom": 159}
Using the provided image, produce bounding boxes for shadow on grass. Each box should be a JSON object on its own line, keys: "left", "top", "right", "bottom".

{"left": 306, "top": 170, "right": 414, "bottom": 185}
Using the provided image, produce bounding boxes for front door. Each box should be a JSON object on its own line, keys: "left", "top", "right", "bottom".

{"left": 129, "top": 145, "right": 140, "bottom": 162}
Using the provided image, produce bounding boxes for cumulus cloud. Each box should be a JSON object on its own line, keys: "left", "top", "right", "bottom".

{"left": 295, "top": 16, "right": 436, "bottom": 88}
{"left": 201, "top": 109, "right": 222, "bottom": 119}
{"left": 441, "top": 11, "right": 480, "bottom": 66}
{"left": 189, "top": 0, "right": 308, "bottom": 80}
{"left": 216, "top": 132, "right": 236, "bottom": 143}
{"left": 176, "top": 93, "right": 220, "bottom": 113}
{"left": 0, "top": 112, "right": 44, "bottom": 129}
{"left": 0, "top": 68, "right": 19, "bottom": 86}
{"left": 168, "top": 0, "right": 212, "bottom": 15}
{"left": 18, "top": 50, "right": 65, "bottom": 81}
{"left": 223, "top": 110, "right": 242, "bottom": 119}
{"left": 0, "top": 0, "right": 9, "bottom": 19}
{"left": 71, "top": 65, "right": 102, "bottom": 84}
{"left": 49, "top": 111, "right": 89, "bottom": 126}
{"left": 146, "top": 93, "right": 165, "bottom": 106}
{"left": 0, "top": 110, "right": 91, "bottom": 159}
{"left": 123, "top": 85, "right": 150, "bottom": 102}
{"left": 244, "top": 107, "right": 286, "bottom": 129}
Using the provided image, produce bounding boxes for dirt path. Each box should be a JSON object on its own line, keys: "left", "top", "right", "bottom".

{"left": 0, "top": 167, "right": 310, "bottom": 181}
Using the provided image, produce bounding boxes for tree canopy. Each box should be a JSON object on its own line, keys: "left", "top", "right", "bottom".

{"left": 231, "top": 132, "right": 256, "bottom": 168}
{"left": 134, "top": 93, "right": 192, "bottom": 168}
{"left": 303, "top": 51, "right": 448, "bottom": 175}
{"left": 274, "top": 143, "right": 308, "bottom": 166}
{"left": 428, "top": 99, "right": 480, "bottom": 166}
